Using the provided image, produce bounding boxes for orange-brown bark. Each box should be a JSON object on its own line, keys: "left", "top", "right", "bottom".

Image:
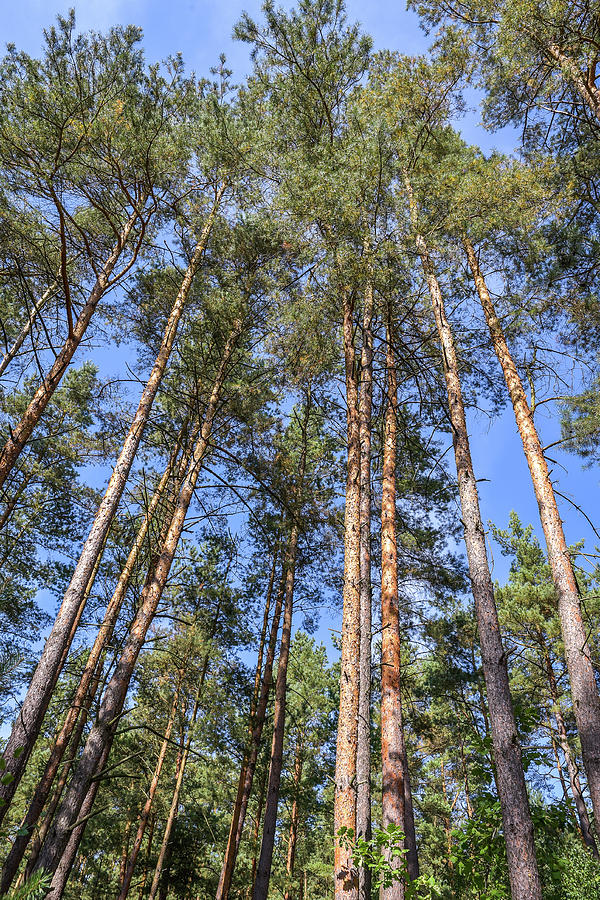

{"left": 0, "top": 186, "right": 225, "bottom": 820}
{"left": 334, "top": 287, "right": 360, "bottom": 900}
{"left": 465, "top": 235, "right": 600, "bottom": 830}
{"left": 380, "top": 311, "right": 408, "bottom": 900}
{"left": 405, "top": 177, "right": 541, "bottom": 900}
{"left": 34, "top": 320, "right": 242, "bottom": 887}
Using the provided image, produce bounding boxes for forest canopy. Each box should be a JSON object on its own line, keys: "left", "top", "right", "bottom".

{"left": 0, "top": 2, "right": 600, "bottom": 899}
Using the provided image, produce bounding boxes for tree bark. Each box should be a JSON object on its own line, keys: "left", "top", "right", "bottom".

{"left": 147, "top": 662, "right": 207, "bottom": 900}
{"left": 138, "top": 812, "right": 156, "bottom": 900}
{"left": 380, "top": 309, "right": 408, "bottom": 900}
{"left": 248, "top": 762, "right": 269, "bottom": 900}
{"left": 334, "top": 286, "right": 361, "bottom": 900}
{"left": 117, "top": 671, "right": 184, "bottom": 900}
{"left": 283, "top": 735, "right": 304, "bottom": 900}
{"left": 465, "top": 235, "right": 600, "bottom": 830}
{"left": 34, "top": 319, "right": 241, "bottom": 886}
{"left": 45, "top": 740, "right": 112, "bottom": 900}
{"left": 252, "top": 521, "right": 300, "bottom": 900}
{"left": 406, "top": 183, "right": 542, "bottom": 900}
{"left": 0, "top": 426, "right": 189, "bottom": 892}
{"left": 215, "top": 566, "right": 286, "bottom": 900}
{"left": 0, "top": 186, "right": 226, "bottom": 821}
{"left": 541, "top": 642, "right": 598, "bottom": 854}
{"left": 357, "top": 253, "right": 373, "bottom": 900}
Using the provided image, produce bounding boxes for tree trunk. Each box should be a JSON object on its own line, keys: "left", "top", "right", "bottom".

{"left": 465, "top": 235, "right": 600, "bottom": 830}
{"left": 380, "top": 309, "right": 408, "bottom": 900}
{"left": 283, "top": 735, "right": 304, "bottom": 900}
{"left": 406, "top": 182, "right": 542, "bottom": 900}
{"left": 248, "top": 762, "right": 269, "bottom": 900}
{"left": 119, "top": 816, "right": 133, "bottom": 887}
{"left": 1, "top": 426, "right": 189, "bottom": 892}
{"left": 147, "top": 665, "right": 206, "bottom": 900}
{"left": 0, "top": 186, "right": 226, "bottom": 820}
{"left": 251, "top": 546, "right": 279, "bottom": 719}
{"left": 139, "top": 812, "right": 156, "bottom": 900}
{"left": 45, "top": 740, "right": 112, "bottom": 900}
{"left": 357, "top": 253, "right": 373, "bottom": 900}
{"left": 252, "top": 521, "right": 301, "bottom": 900}
{"left": 401, "top": 742, "right": 419, "bottom": 882}
{"left": 215, "top": 567, "right": 286, "bottom": 900}
{"left": 542, "top": 643, "right": 598, "bottom": 854}
{"left": 34, "top": 320, "right": 241, "bottom": 887}
{"left": 334, "top": 286, "right": 361, "bottom": 900}
{"left": 117, "top": 672, "right": 184, "bottom": 900}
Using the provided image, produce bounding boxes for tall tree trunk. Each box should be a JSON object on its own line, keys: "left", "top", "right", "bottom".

{"left": 147, "top": 668, "right": 206, "bottom": 900}
{"left": 283, "top": 735, "right": 304, "bottom": 900}
{"left": 117, "top": 671, "right": 184, "bottom": 900}
{"left": 252, "top": 519, "right": 301, "bottom": 900}
{"left": 401, "top": 743, "right": 419, "bottom": 882}
{"left": 215, "top": 567, "right": 286, "bottom": 900}
{"left": 380, "top": 309, "right": 410, "bottom": 900}
{"left": 248, "top": 762, "right": 269, "bottom": 900}
{"left": 34, "top": 320, "right": 241, "bottom": 889}
{"left": 251, "top": 546, "right": 279, "bottom": 719}
{"left": 0, "top": 186, "right": 226, "bottom": 820}
{"left": 334, "top": 287, "right": 361, "bottom": 900}
{"left": 406, "top": 181, "right": 542, "bottom": 900}
{"left": 139, "top": 812, "right": 156, "bottom": 900}
{"left": 541, "top": 642, "right": 598, "bottom": 854}
{"left": 465, "top": 235, "right": 600, "bottom": 829}
{"left": 119, "top": 816, "right": 133, "bottom": 888}
{"left": 1, "top": 426, "right": 190, "bottom": 893}
{"left": 357, "top": 253, "right": 373, "bottom": 900}
{"left": 45, "top": 739, "right": 112, "bottom": 900}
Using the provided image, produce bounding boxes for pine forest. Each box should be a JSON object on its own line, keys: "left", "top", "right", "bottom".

{"left": 2, "top": 1, "right": 600, "bottom": 897}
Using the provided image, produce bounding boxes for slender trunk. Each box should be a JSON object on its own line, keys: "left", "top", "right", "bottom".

{"left": 252, "top": 523, "right": 301, "bottom": 900}
{"left": 21, "top": 648, "right": 108, "bottom": 884}
{"left": 138, "top": 812, "right": 155, "bottom": 900}
{"left": 34, "top": 320, "right": 241, "bottom": 888}
{"left": 119, "top": 817, "right": 133, "bottom": 887}
{"left": 1, "top": 429, "right": 189, "bottom": 892}
{"left": 401, "top": 744, "right": 419, "bottom": 882}
{"left": 380, "top": 311, "right": 408, "bottom": 900}
{"left": 542, "top": 643, "right": 598, "bottom": 854}
{"left": 117, "top": 672, "right": 184, "bottom": 900}
{"left": 0, "top": 188, "right": 225, "bottom": 820}
{"left": 248, "top": 763, "right": 269, "bottom": 900}
{"left": 147, "top": 662, "right": 207, "bottom": 900}
{"left": 334, "top": 287, "right": 361, "bottom": 900}
{"left": 458, "top": 731, "right": 474, "bottom": 821}
{"left": 215, "top": 569, "right": 286, "bottom": 900}
{"left": 252, "top": 546, "right": 279, "bottom": 719}
{"left": 406, "top": 182, "right": 542, "bottom": 900}
{"left": 357, "top": 255, "right": 373, "bottom": 900}
{"left": 440, "top": 759, "right": 453, "bottom": 869}
{"left": 465, "top": 235, "right": 600, "bottom": 829}
{"left": 0, "top": 276, "right": 60, "bottom": 380}
{"left": 0, "top": 204, "right": 144, "bottom": 490}
{"left": 45, "top": 740, "right": 112, "bottom": 900}
{"left": 283, "top": 735, "right": 303, "bottom": 900}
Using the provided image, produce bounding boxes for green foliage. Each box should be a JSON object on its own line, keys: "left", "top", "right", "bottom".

{"left": 3, "top": 869, "right": 52, "bottom": 899}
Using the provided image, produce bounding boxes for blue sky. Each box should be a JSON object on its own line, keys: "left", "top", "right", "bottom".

{"left": 3, "top": 0, "right": 599, "bottom": 593}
